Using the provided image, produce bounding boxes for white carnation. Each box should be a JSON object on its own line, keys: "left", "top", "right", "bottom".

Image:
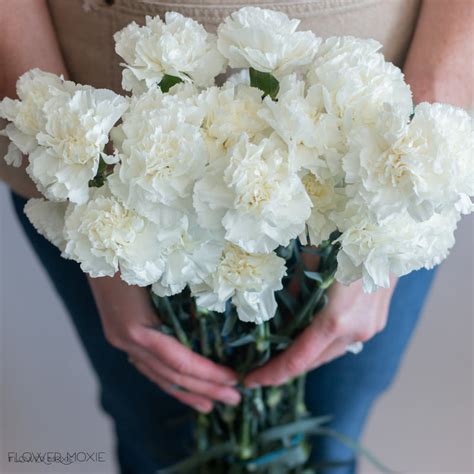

{"left": 193, "top": 156, "right": 234, "bottom": 232}
{"left": 198, "top": 82, "right": 270, "bottom": 156}
{"left": 25, "top": 86, "right": 127, "bottom": 203}
{"left": 114, "top": 13, "right": 227, "bottom": 93}
{"left": 0, "top": 69, "right": 75, "bottom": 166}
{"left": 307, "top": 36, "right": 413, "bottom": 129}
{"left": 24, "top": 198, "right": 68, "bottom": 251}
{"left": 258, "top": 74, "right": 343, "bottom": 177}
{"left": 191, "top": 243, "right": 286, "bottom": 324}
{"left": 345, "top": 103, "right": 473, "bottom": 222}
{"left": 334, "top": 203, "right": 460, "bottom": 292}
{"left": 63, "top": 186, "right": 171, "bottom": 286}
{"left": 194, "top": 134, "right": 312, "bottom": 253}
{"left": 301, "top": 172, "right": 346, "bottom": 246}
{"left": 109, "top": 87, "right": 207, "bottom": 223}
{"left": 217, "top": 7, "right": 321, "bottom": 78}
{"left": 151, "top": 216, "right": 224, "bottom": 297}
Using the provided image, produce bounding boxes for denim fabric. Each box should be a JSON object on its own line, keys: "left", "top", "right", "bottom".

{"left": 11, "top": 192, "right": 436, "bottom": 474}
{"left": 305, "top": 267, "right": 436, "bottom": 473}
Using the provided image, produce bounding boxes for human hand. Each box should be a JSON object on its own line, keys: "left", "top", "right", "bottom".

{"left": 89, "top": 274, "right": 241, "bottom": 413}
{"left": 244, "top": 278, "right": 395, "bottom": 387}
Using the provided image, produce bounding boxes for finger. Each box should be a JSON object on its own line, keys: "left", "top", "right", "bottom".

{"left": 137, "top": 327, "right": 239, "bottom": 385}
{"left": 244, "top": 316, "right": 337, "bottom": 387}
{"left": 308, "top": 337, "right": 350, "bottom": 370}
{"left": 132, "top": 358, "right": 213, "bottom": 413}
{"left": 130, "top": 348, "right": 241, "bottom": 406}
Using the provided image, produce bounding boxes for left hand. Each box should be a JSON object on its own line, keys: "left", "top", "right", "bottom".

{"left": 244, "top": 278, "right": 396, "bottom": 388}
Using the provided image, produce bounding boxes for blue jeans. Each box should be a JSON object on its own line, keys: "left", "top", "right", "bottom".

{"left": 11, "top": 193, "right": 437, "bottom": 474}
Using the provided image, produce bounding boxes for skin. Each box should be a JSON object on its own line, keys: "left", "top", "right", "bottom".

{"left": 1, "top": 0, "right": 472, "bottom": 410}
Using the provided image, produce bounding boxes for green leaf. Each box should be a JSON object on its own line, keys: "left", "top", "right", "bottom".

{"left": 312, "top": 427, "right": 393, "bottom": 473}
{"left": 249, "top": 68, "right": 280, "bottom": 100}
{"left": 88, "top": 157, "right": 109, "bottom": 188}
{"left": 159, "top": 74, "right": 183, "bottom": 93}
{"left": 243, "top": 444, "right": 309, "bottom": 471}
{"left": 228, "top": 334, "right": 255, "bottom": 348}
{"left": 259, "top": 416, "right": 332, "bottom": 444}
{"left": 156, "top": 324, "right": 175, "bottom": 336}
{"left": 320, "top": 276, "right": 335, "bottom": 289}
{"left": 304, "top": 271, "right": 323, "bottom": 284}
{"left": 222, "top": 311, "right": 238, "bottom": 337}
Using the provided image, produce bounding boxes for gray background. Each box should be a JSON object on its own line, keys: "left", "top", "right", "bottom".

{"left": 0, "top": 182, "right": 473, "bottom": 474}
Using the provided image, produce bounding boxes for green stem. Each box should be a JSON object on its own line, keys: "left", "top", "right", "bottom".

{"left": 196, "top": 412, "right": 209, "bottom": 452}
{"left": 238, "top": 395, "right": 253, "bottom": 460}
{"left": 294, "top": 375, "right": 307, "bottom": 420}
{"left": 199, "top": 316, "right": 211, "bottom": 357}
{"left": 256, "top": 321, "right": 270, "bottom": 353}
{"left": 163, "top": 297, "right": 191, "bottom": 348}
{"left": 284, "top": 286, "right": 324, "bottom": 337}
{"left": 211, "top": 315, "right": 225, "bottom": 361}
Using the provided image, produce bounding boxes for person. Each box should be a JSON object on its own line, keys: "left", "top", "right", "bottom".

{"left": 0, "top": 1, "right": 472, "bottom": 473}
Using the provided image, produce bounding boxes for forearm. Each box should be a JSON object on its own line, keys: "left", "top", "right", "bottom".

{"left": 403, "top": 0, "right": 473, "bottom": 107}
{"left": 0, "top": 0, "right": 68, "bottom": 197}
{"left": 0, "top": 0, "right": 67, "bottom": 96}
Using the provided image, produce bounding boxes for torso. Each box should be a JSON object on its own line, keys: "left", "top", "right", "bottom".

{"left": 47, "top": 0, "right": 421, "bottom": 92}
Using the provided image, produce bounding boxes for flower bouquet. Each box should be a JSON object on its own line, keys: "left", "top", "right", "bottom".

{"left": 1, "top": 7, "right": 472, "bottom": 473}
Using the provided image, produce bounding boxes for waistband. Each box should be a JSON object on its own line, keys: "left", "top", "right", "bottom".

{"left": 85, "top": 0, "right": 383, "bottom": 21}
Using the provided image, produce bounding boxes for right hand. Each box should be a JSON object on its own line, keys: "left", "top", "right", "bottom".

{"left": 89, "top": 273, "right": 241, "bottom": 413}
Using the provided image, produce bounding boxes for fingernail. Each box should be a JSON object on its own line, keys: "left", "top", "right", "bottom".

{"left": 196, "top": 403, "right": 212, "bottom": 414}
{"left": 223, "top": 389, "right": 241, "bottom": 406}
{"left": 225, "top": 378, "right": 239, "bottom": 386}
{"left": 247, "top": 382, "right": 260, "bottom": 389}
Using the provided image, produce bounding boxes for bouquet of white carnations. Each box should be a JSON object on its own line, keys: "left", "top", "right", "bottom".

{"left": 1, "top": 7, "right": 472, "bottom": 473}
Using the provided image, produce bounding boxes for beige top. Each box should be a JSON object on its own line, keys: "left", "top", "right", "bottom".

{"left": 46, "top": 0, "right": 421, "bottom": 93}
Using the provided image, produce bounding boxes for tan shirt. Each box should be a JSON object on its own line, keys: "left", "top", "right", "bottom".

{"left": 46, "top": 0, "right": 421, "bottom": 93}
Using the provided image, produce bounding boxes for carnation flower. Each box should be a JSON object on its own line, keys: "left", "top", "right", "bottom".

{"left": 334, "top": 203, "right": 460, "bottom": 292}
{"left": 217, "top": 7, "right": 321, "bottom": 78}
{"left": 198, "top": 82, "right": 270, "bottom": 157}
{"left": 194, "top": 133, "right": 312, "bottom": 253}
{"left": 258, "top": 74, "right": 343, "bottom": 177}
{"left": 307, "top": 36, "right": 413, "bottom": 129}
{"left": 151, "top": 216, "right": 224, "bottom": 297}
{"left": 109, "top": 87, "right": 207, "bottom": 224}
{"left": 0, "top": 69, "right": 128, "bottom": 203}
{"left": 24, "top": 86, "right": 128, "bottom": 203}
{"left": 0, "top": 69, "right": 75, "bottom": 166}
{"left": 24, "top": 198, "right": 68, "bottom": 251}
{"left": 3, "top": 11, "right": 470, "bottom": 325}
{"left": 62, "top": 186, "right": 171, "bottom": 285}
{"left": 300, "top": 172, "right": 346, "bottom": 246}
{"left": 345, "top": 103, "right": 473, "bottom": 222}
{"left": 191, "top": 243, "right": 286, "bottom": 323}
{"left": 114, "top": 13, "right": 227, "bottom": 93}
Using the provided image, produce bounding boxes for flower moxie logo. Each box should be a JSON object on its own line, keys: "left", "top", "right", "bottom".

{"left": 7, "top": 451, "right": 106, "bottom": 465}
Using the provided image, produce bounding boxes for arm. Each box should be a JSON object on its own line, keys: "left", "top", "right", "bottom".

{"left": 1, "top": 0, "right": 240, "bottom": 411}
{"left": 0, "top": 0, "right": 66, "bottom": 198}
{"left": 403, "top": 0, "right": 473, "bottom": 108}
{"left": 245, "top": 0, "right": 472, "bottom": 387}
